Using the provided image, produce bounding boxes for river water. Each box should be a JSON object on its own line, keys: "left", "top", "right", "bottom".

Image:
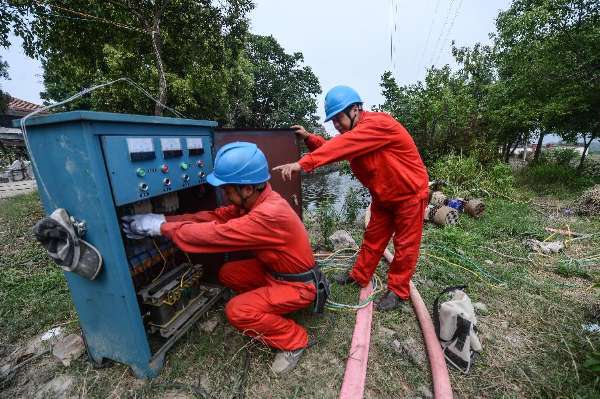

{"left": 301, "top": 171, "right": 367, "bottom": 212}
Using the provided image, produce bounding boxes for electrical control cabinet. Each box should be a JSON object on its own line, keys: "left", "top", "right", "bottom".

{"left": 19, "top": 111, "right": 304, "bottom": 379}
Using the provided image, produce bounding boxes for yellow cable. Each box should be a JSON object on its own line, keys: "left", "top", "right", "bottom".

{"left": 152, "top": 239, "right": 168, "bottom": 282}
{"left": 543, "top": 231, "right": 558, "bottom": 242}
{"left": 425, "top": 253, "right": 500, "bottom": 289}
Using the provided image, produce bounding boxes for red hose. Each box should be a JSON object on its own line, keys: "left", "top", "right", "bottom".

{"left": 339, "top": 281, "right": 374, "bottom": 399}
{"left": 338, "top": 205, "right": 453, "bottom": 398}
{"left": 382, "top": 249, "right": 453, "bottom": 399}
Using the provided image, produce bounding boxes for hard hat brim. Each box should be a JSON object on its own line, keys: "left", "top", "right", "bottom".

{"left": 206, "top": 173, "right": 226, "bottom": 187}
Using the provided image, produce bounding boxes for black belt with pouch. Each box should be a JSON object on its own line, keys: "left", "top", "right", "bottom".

{"left": 271, "top": 265, "right": 330, "bottom": 314}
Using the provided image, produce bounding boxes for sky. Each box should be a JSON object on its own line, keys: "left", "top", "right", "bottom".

{"left": 0, "top": 0, "right": 512, "bottom": 127}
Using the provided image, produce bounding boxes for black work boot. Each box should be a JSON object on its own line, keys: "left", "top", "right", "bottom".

{"left": 375, "top": 290, "right": 407, "bottom": 312}
{"left": 332, "top": 271, "right": 356, "bottom": 285}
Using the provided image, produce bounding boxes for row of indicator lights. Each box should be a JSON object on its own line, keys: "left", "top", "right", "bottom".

{"left": 138, "top": 172, "right": 207, "bottom": 191}
{"left": 136, "top": 160, "right": 205, "bottom": 177}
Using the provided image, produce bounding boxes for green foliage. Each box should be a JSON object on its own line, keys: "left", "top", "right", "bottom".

{"left": 315, "top": 199, "right": 339, "bottom": 250}
{"left": 237, "top": 34, "right": 321, "bottom": 128}
{"left": 518, "top": 163, "right": 594, "bottom": 196}
{"left": 380, "top": 0, "right": 600, "bottom": 166}
{"left": 519, "top": 147, "right": 600, "bottom": 196}
{"left": 428, "top": 154, "right": 515, "bottom": 198}
{"left": 582, "top": 158, "right": 600, "bottom": 179}
{"left": 584, "top": 352, "right": 600, "bottom": 375}
{"left": 3, "top": 1, "right": 320, "bottom": 127}
{"left": 538, "top": 147, "right": 580, "bottom": 167}
{"left": 0, "top": 193, "right": 74, "bottom": 346}
{"left": 0, "top": 55, "right": 8, "bottom": 112}
{"left": 340, "top": 187, "right": 368, "bottom": 226}
{"left": 553, "top": 260, "right": 592, "bottom": 280}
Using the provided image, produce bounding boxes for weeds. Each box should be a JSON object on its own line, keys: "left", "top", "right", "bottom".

{"left": 314, "top": 199, "right": 340, "bottom": 250}
{"left": 428, "top": 154, "right": 515, "bottom": 198}
{"left": 553, "top": 260, "right": 592, "bottom": 280}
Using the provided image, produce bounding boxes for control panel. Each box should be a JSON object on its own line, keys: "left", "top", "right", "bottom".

{"left": 102, "top": 135, "right": 213, "bottom": 206}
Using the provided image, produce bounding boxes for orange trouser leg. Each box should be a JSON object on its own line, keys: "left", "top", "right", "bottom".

{"left": 225, "top": 280, "right": 316, "bottom": 351}
{"left": 220, "top": 259, "right": 316, "bottom": 351}
{"left": 350, "top": 203, "right": 394, "bottom": 288}
{"left": 218, "top": 259, "right": 268, "bottom": 293}
{"left": 387, "top": 199, "right": 427, "bottom": 299}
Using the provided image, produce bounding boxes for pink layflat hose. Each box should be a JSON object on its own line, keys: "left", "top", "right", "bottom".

{"left": 339, "top": 281, "right": 374, "bottom": 399}
{"left": 382, "top": 249, "right": 453, "bottom": 399}
{"left": 338, "top": 205, "right": 453, "bottom": 399}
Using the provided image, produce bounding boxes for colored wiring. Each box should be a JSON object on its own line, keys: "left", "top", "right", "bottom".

{"left": 152, "top": 239, "right": 168, "bottom": 282}
{"left": 317, "top": 247, "right": 384, "bottom": 311}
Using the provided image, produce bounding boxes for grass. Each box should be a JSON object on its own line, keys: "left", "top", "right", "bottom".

{"left": 0, "top": 193, "right": 75, "bottom": 352}
{"left": 1, "top": 187, "right": 600, "bottom": 398}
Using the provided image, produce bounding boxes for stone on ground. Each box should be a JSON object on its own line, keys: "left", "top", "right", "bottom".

{"left": 34, "top": 375, "right": 76, "bottom": 399}
{"left": 52, "top": 334, "right": 85, "bottom": 367}
{"left": 328, "top": 230, "right": 358, "bottom": 250}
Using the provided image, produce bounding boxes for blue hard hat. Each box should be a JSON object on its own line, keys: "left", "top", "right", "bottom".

{"left": 324, "top": 86, "right": 363, "bottom": 122}
{"left": 206, "top": 142, "right": 271, "bottom": 186}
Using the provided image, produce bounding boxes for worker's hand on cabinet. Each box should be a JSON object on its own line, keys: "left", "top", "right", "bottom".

{"left": 291, "top": 125, "right": 310, "bottom": 139}
{"left": 121, "top": 213, "right": 166, "bottom": 239}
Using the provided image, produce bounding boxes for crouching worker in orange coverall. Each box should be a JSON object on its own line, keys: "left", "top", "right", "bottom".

{"left": 274, "top": 86, "right": 429, "bottom": 312}
{"left": 122, "top": 142, "right": 329, "bottom": 373}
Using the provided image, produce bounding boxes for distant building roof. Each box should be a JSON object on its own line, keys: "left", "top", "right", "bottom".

{"left": 6, "top": 96, "right": 48, "bottom": 117}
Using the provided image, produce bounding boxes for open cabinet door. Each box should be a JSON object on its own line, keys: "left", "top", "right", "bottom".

{"left": 213, "top": 129, "right": 303, "bottom": 218}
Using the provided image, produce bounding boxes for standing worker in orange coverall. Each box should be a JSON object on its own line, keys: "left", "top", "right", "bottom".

{"left": 274, "top": 86, "right": 429, "bottom": 311}
{"left": 122, "top": 142, "right": 328, "bottom": 373}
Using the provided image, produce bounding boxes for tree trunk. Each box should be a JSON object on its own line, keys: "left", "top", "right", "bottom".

{"left": 577, "top": 134, "right": 595, "bottom": 172}
{"left": 151, "top": 25, "right": 167, "bottom": 116}
{"left": 503, "top": 141, "right": 511, "bottom": 163}
{"left": 533, "top": 132, "right": 545, "bottom": 162}
{"left": 509, "top": 138, "right": 520, "bottom": 156}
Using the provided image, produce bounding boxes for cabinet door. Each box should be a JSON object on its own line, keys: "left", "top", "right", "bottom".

{"left": 214, "top": 129, "right": 303, "bottom": 218}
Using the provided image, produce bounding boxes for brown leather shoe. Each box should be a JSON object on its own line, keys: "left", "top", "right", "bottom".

{"left": 375, "top": 290, "right": 408, "bottom": 312}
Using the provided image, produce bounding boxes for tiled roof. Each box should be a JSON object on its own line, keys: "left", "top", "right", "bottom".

{"left": 7, "top": 96, "right": 48, "bottom": 116}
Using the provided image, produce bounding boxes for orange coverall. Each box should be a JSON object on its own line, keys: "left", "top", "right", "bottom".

{"left": 160, "top": 184, "right": 316, "bottom": 351}
{"left": 299, "top": 111, "right": 429, "bottom": 299}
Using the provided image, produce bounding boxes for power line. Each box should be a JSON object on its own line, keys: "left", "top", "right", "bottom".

{"left": 33, "top": 0, "right": 151, "bottom": 34}
{"left": 428, "top": 0, "right": 455, "bottom": 68}
{"left": 433, "top": 0, "right": 464, "bottom": 66}
{"left": 415, "top": 0, "right": 442, "bottom": 79}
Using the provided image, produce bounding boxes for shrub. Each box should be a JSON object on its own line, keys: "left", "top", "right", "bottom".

{"left": 518, "top": 163, "right": 594, "bottom": 195}
{"left": 341, "top": 186, "right": 369, "bottom": 225}
{"left": 539, "top": 147, "right": 580, "bottom": 167}
{"left": 428, "top": 154, "right": 515, "bottom": 198}
{"left": 315, "top": 199, "right": 339, "bottom": 250}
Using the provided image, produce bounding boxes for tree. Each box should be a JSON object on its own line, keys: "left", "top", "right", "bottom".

{"left": 236, "top": 34, "right": 321, "bottom": 129}
{"left": 495, "top": 0, "right": 600, "bottom": 163}
{"left": 0, "top": 56, "right": 9, "bottom": 113}
{"left": 3, "top": 1, "right": 321, "bottom": 128}
{"left": 5, "top": 0, "right": 255, "bottom": 121}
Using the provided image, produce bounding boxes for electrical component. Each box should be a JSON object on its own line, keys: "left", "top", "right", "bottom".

{"left": 138, "top": 264, "right": 219, "bottom": 337}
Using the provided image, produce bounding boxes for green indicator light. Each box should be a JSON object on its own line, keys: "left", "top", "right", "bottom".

{"left": 136, "top": 168, "right": 146, "bottom": 177}
{"left": 180, "top": 162, "right": 189, "bottom": 170}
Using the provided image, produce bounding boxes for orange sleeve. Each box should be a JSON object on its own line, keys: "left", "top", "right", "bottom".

{"left": 165, "top": 205, "right": 240, "bottom": 224}
{"left": 298, "top": 120, "right": 393, "bottom": 172}
{"left": 160, "top": 212, "right": 286, "bottom": 254}
{"left": 304, "top": 134, "right": 327, "bottom": 152}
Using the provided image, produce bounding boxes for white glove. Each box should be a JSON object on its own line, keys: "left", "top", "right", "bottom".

{"left": 121, "top": 213, "right": 166, "bottom": 239}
